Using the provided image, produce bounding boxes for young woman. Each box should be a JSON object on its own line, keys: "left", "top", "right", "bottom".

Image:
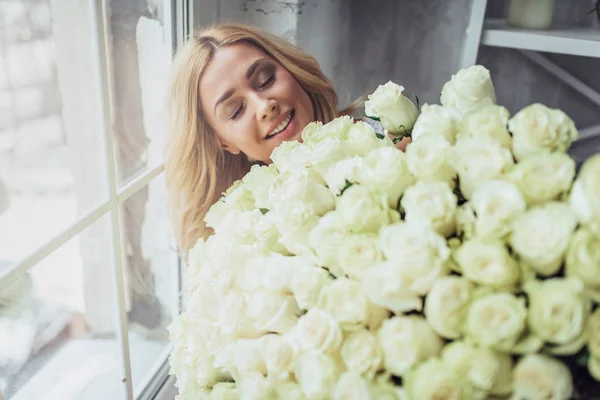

{"left": 165, "top": 22, "right": 409, "bottom": 255}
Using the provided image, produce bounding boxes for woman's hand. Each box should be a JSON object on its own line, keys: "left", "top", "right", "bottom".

{"left": 395, "top": 136, "right": 412, "bottom": 152}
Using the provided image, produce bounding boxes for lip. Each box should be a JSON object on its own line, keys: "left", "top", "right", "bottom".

{"left": 265, "top": 110, "right": 296, "bottom": 141}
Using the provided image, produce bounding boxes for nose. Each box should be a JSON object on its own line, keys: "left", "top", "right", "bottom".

{"left": 257, "top": 97, "right": 279, "bottom": 121}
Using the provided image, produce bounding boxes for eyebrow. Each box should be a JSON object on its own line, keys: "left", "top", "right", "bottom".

{"left": 213, "top": 58, "right": 270, "bottom": 115}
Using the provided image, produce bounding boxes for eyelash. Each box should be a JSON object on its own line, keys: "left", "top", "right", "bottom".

{"left": 230, "top": 72, "right": 276, "bottom": 121}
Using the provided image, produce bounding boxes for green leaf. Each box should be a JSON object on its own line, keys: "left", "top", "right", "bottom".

{"left": 340, "top": 180, "right": 354, "bottom": 195}
{"left": 366, "top": 115, "right": 380, "bottom": 122}
{"left": 259, "top": 208, "right": 269, "bottom": 215}
{"left": 376, "top": 133, "right": 385, "bottom": 139}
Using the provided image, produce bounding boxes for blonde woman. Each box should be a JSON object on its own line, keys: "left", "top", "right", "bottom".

{"left": 165, "top": 22, "right": 408, "bottom": 256}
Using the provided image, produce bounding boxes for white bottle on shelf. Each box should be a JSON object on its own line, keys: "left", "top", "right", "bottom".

{"left": 508, "top": 0, "right": 556, "bottom": 30}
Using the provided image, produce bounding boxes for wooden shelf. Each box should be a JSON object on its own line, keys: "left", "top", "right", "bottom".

{"left": 481, "top": 19, "right": 600, "bottom": 58}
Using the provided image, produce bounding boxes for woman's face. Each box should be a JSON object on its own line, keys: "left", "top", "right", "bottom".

{"left": 199, "top": 42, "right": 314, "bottom": 163}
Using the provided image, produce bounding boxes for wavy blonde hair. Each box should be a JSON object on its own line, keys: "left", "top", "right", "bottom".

{"left": 165, "top": 22, "right": 357, "bottom": 256}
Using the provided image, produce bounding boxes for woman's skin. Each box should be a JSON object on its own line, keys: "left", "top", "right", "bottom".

{"left": 199, "top": 42, "right": 314, "bottom": 163}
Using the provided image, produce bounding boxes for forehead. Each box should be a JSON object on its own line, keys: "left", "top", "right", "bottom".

{"left": 199, "top": 42, "right": 272, "bottom": 107}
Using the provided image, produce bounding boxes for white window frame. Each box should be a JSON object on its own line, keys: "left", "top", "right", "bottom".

{"left": 0, "top": 1, "right": 192, "bottom": 399}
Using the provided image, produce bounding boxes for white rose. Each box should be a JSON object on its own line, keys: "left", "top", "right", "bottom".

{"left": 253, "top": 213, "right": 284, "bottom": 253}
{"left": 270, "top": 169, "right": 334, "bottom": 218}
{"left": 441, "top": 341, "right": 513, "bottom": 397}
{"left": 587, "top": 308, "right": 600, "bottom": 358}
{"left": 308, "top": 211, "right": 347, "bottom": 276}
{"left": 457, "top": 104, "right": 511, "bottom": 148}
{"left": 205, "top": 185, "right": 256, "bottom": 231}
{"left": 590, "top": 356, "right": 600, "bottom": 382}
{"left": 359, "top": 147, "right": 415, "bottom": 207}
{"left": 411, "top": 104, "right": 459, "bottom": 144}
{"left": 169, "top": 316, "right": 226, "bottom": 390}
{"left": 565, "top": 228, "right": 600, "bottom": 302}
{"left": 236, "top": 257, "right": 267, "bottom": 293}
{"left": 223, "top": 180, "right": 256, "bottom": 210}
{"left": 401, "top": 181, "right": 457, "bottom": 237}
{"left": 237, "top": 371, "right": 275, "bottom": 400}
{"left": 291, "top": 264, "right": 331, "bottom": 310}
{"left": 424, "top": 276, "right": 474, "bottom": 339}
{"left": 509, "top": 152, "right": 576, "bottom": 205}
{"left": 209, "top": 382, "right": 238, "bottom": 400}
{"left": 246, "top": 290, "right": 300, "bottom": 334}
{"left": 337, "top": 233, "right": 384, "bottom": 280}
{"left": 274, "top": 205, "right": 320, "bottom": 257}
{"left": 302, "top": 115, "right": 354, "bottom": 144}
{"left": 219, "top": 291, "right": 263, "bottom": 339}
{"left": 362, "top": 261, "right": 422, "bottom": 313}
{"left": 265, "top": 254, "right": 307, "bottom": 293}
{"left": 333, "top": 372, "right": 373, "bottom": 400}
{"left": 219, "top": 209, "right": 265, "bottom": 245}
{"left": 405, "top": 133, "right": 456, "bottom": 185}
{"left": 458, "top": 179, "right": 526, "bottom": 240}
{"left": 233, "top": 338, "right": 267, "bottom": 375}
{"left": 270, "top": 140, "right": 312, "bottom": 173}
{"left": 295, "top": 309, "right": 343, "bottom": 354}
{"left": 465, "top": 292, "right": 527, "bottom": 351}
{"left": 324, "top": 156, "right": 364, "bottom": 196}
{"left": 379, "top": 222, "right": 450, "bottom": 293}
{"left": 513, "top": 354, "right": 573, "bottom": 400}
{"left": 336, "top": 185, "right": 399, "bottom": 234}
{"left": 242, "top": 163, "right": 279, "bottom": 209}
{"left": 344, "top": 120, "right": 393, "bottom": 157}
{"left": 293, "top": 351, "right": 340, "bottom": 400}
{"left": 509, "top": 103, "right": 578, "bottom": 161}
{"left": 509, "top": 202, "right": 577, "bottom": 276}
{"left": 569, "top": 154, "right": 600, "bottom": 235}
{"left": 405, "top": 358, "right": 464, "bottom": 400}
{"left": 440, "top": 65, "right": 496, "bottom": 115}
{"left": 377, "top": 316, "right": 443, "bottom": 376}
{"left": 449, "top": 136, "right": 514, "bottom": 199}
{"left": 307, "top": 137, "right": 349, "bottom": 177}
{"left": 370, "top": 377, "right": 409, "bottom": 400}
{"left": 273, "top": 381, "right": 306, "bottom": 400}
{"left": 260, "top": 334, "right": 296, "bottom": 380}
{"left": 365, "top": 81, "right": 419, "bottom": 135}
{"left": 340, "top": 329, "right": 382, "bottom": 379}
{"left": 525, "top": 278, "right": 590, "bottom": 353}
{"left": 454, "top": 239, "right": 520, "bottom": 289}
{"left": 318, "top": 278, "right": 387, "bottom": 331}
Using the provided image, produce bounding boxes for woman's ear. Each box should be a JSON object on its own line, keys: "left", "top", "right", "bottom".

{"left": 218, "top": 137, "right": 240, "bottom": 155}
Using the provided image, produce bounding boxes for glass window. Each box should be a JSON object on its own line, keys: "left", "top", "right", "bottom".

{"left": 106, "top": 1, "right": 171, "bottom": 187}
{"left": 0, "top": 0, "right": 109, "bottom": 269}
{"left": 0, "top": 214, "right": 126, "bottom": 400}
{"left": 121, "top": 175, "right": 180, "bottom": 396}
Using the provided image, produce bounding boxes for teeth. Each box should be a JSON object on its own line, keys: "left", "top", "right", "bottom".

{"left": 269, "top": 114, "right": 292, "bottom": 137}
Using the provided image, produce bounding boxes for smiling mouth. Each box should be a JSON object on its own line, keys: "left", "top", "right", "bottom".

{"left": 266, "top": 110, "right": 295, "bottom": 140}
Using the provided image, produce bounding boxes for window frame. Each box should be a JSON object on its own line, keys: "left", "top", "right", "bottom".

{"left": 0, "top": 0, "right": 192, "bottom": 399}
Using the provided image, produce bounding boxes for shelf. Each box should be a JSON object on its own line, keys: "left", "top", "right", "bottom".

{"left": 481, "top": 19, "right": 600, "bottom": 58}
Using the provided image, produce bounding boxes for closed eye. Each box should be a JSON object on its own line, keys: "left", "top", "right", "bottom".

{"left": 231, "top": 102, "right": 244, "bottom": 120}
{"left": 259, "top": 73, "right": 275, "bottom": 89}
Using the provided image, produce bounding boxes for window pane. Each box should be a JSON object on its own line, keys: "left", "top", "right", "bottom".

{"left": 0, "top": 0, "right": 109, "bottom": 268}
{"left": 120, "top": 175, "right": 179, "bottom": 396}
{"left": 106, "top": 1, "right": 171, "bottom": 187}
{"left": 0, "top": 213, "right": 127, "bottom": 400}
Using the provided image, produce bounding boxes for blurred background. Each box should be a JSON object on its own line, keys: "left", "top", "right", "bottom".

{"left": 0, "top": 1, "right": 599, "bottom": 399}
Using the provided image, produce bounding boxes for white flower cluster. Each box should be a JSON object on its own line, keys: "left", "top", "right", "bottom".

{"left": 169, "top": 65, "right": 600, "bottom": 400}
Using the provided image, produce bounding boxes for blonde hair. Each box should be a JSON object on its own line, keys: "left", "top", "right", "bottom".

{"left": 165, "top": 22, "right": 358, "bottom": 256}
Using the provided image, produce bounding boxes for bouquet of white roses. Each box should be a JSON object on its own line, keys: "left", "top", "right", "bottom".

{"left": 169, "top": 65, "right": 600, "bottom": 400}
